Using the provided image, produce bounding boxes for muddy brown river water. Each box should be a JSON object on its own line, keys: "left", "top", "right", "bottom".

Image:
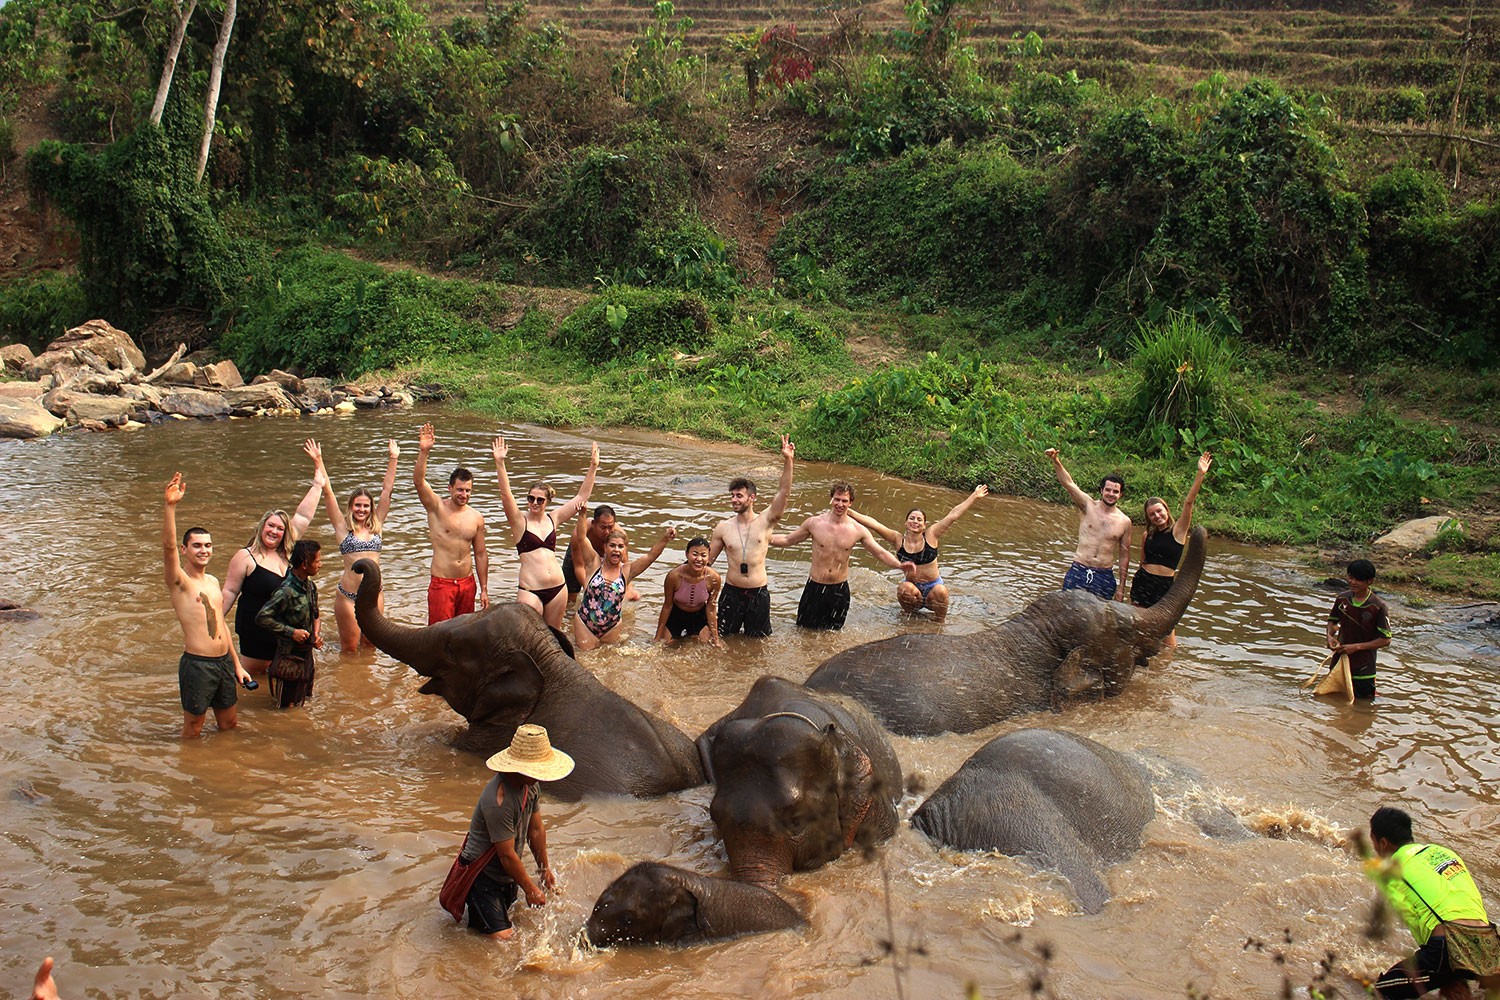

{"left": 2, "top": 408, "right": 1497, "bottom": 999}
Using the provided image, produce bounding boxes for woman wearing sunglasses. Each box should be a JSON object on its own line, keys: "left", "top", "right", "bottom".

{"left": 493, "top": 436, "right": 598, "bottom": 629}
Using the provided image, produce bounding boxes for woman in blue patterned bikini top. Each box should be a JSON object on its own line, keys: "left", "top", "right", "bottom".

{"left": 307, "top": 437, "right": 399, "bottom": 652}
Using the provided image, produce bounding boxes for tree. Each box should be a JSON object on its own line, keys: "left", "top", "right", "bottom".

{"left": 194, "top": 0, "right": 236, "bottom": 182}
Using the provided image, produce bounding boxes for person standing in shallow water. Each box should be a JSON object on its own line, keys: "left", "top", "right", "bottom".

{"left": 1130, "top": 451, "right": 1212, "bottom": 648}
{"left": 162, "top": 473, "right": 254, "bottom": 738}
{"left": 457, "top": 724, "right": 574, "bottom": 941}
{"left": 305, "top": 437, "right": 398, "bottom": 652}
{"left": 1326, "top": 558, "right": 1391, "bottom": 700}
{"left": 1047, "top": 447, "right": 1132, "bottom": 602}
{"left": 655, "top": 536, "right": 725, "bottom": 645}
{"left": 256, "top": 538, "right": 324, "bottom": 709}
{"left": 414, "top": 422, "right": 489, "bottom": 624}
{"left": 493, "top": 436, "right": 599, "bottom": 630}
{"left": 707, "top": 434, "right": 796, "bottom": 637}
{"left": 847, "top": 484, "right": 989, "bottom": 622}
{"left": 221, "top": 468, "right": 324, "bottom": 674}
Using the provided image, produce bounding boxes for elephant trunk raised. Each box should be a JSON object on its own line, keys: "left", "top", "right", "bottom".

{"left": 352, "top": 559, "right": 440, "bottom": 676}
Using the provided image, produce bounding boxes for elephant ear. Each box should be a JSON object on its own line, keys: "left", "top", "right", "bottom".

{"left": 655, "top": 881, "right": 706, "bottom": 945}
{"left": 826, "top": 724, "right": 877, "bottom": 849}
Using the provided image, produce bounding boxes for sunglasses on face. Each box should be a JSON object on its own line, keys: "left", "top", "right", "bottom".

{"left": 527, "top": 496, "right": 547, "bottom": 503}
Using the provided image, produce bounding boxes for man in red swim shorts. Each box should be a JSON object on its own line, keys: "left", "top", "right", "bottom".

{"left": 414, "top": 423, "right": 489, "bottom": 623}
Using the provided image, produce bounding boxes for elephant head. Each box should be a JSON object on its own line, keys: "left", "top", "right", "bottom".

{"left": 585, "top": 862, "right": 804, "bottom": 947}
{"left": 352, "top": 560, "right": 705, "bottom": 800}
{"left": 698, "top": 677, "right": 901, "bottom": 888}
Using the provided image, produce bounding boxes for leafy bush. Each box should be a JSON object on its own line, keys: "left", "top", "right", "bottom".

{"left": 555, "top": 285, "right": 712, "bottom": 358}
{"left": 0, "top": 270, "right": 90, "bottom": 351}
{"left": 220, "top": 247, "right": 511, "bottom": 376}
{"left": 1119, "top": 312, "right": 1245, "bottom": 454}
{"left": 615, "top": 218, "right": 742, "bottom": 296}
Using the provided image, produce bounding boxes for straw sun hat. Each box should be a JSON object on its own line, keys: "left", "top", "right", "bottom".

{"left": 485, "top": 724, "right": 575, "bottom": 781}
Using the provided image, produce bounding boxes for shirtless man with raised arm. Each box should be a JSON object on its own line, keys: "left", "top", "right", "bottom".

{"left": 163, "top": 473, "right": 254, "bottom": 739}
{"left": 772, "top": 482, "right": 916, "bottom": 631}
{"left": 706, "top": 434, "right": 796, "bottom": 637}
{"left": 1046, "top": 447, "right": 1132, "bottom": 602}
{"left": 415, "top": 422, "right": 489, "bottom": 623}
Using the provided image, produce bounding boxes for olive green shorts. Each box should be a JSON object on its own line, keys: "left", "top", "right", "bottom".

{"left": 179, "top": 651, "right": 238, "bottom": 716}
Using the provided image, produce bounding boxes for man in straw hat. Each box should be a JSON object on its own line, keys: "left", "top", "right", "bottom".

{"left": 457, "top": 724, "right": 574, "bottom": 939}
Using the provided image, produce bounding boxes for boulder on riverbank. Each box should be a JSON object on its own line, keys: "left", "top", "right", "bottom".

{"left": 0, "top": 320, "right": 423, "bottom": 440}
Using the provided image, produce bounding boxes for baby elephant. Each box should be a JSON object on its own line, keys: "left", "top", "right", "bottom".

{"left": 911, "top": 728, "right": 1155, "bottom": 914}
{"left": 585, "top": 862, "right": 804, "bottom": 947}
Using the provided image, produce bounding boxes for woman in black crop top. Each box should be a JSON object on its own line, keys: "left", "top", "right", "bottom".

{"left": 1129, "top": 451, "right": 1212, "bottom": 623}
{"left": 848, "top": 484, "right": 988, "bottom": 622}
{"left": 493, "top": 436, "right": 599, "bottom": 629}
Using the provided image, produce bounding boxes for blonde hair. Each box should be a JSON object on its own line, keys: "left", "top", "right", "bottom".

{"left": 345, "top": 488, "right": 382, "bottom": 535}
{"left": 248, "top": 509, "right": 295, "bottom": 561}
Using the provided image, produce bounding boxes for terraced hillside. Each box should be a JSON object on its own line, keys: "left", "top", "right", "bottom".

{"left": 431, "top": 0, "right": 1497, "bottom": 127}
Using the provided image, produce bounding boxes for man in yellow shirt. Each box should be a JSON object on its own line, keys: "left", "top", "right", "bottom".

{"left": 1365, "top": 807, "right": 1500, "bottom": 999}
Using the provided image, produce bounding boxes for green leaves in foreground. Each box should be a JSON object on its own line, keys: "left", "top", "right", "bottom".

{"left": 1121, "top": 312, "right": 1245, "bottom": 455}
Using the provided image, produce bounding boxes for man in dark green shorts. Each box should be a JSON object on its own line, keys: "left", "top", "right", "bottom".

{"left": 1326, "top": 558, "right": 1392, "bottom": 700}
{"left": 162, "top": 473, "right": 253, "bottom": 739}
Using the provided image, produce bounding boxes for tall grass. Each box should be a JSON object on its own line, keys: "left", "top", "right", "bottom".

{"left": 1124, "top": 312, "right": 1244, "bottom": 453}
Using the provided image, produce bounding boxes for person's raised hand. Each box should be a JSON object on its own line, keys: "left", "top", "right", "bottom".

{"left": 1044, "top": 448, "right": 1060, "bottom": 460}
{"left": 303, "top": 438, "right": 323, "bottom": 466}
{"left": 165, "top": 472, "right": 186, "bottom": 506}
{"left": 781, "top": 434, "right": 795, "bottom": 460}
{"left": 418, "top": 423, "right": 435, "bottom": 452}
{"left": 492, "top": 436, "right": 507, "bottom": 464}
{"left": 588, "top": 441, "right": 600, "bottom": 468}
{"left": 32, "top": 956, "right": 59, "bottom": 1000}
{"left": 387, "top": 439, "right": 400, "bottom": 460}
{"left": 1199, "top": 451, "right": 1213, "bottom": 475}
{"left": 972, "top": 484, "right": 990, "bottom": 500}
{"left": 663, "top": 525, "right": 678, "bottom": 543}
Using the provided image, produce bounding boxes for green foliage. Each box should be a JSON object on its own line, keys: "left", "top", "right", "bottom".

{"left": 1382, "top": 86, "right": 1427, "bottom": 122}
{"left": 219, "top": 246, "right": 510, "bottom": 375}
{"left": 26, "top": 122, "right": 247, "bottom": 329}
{"left": 1120, "top": 313, "right": 1244, "bottom": 454}
{"left": 615, "top": 1, "right": 698, "bottom": 107}
{"left": 772, "top": 139, "right": 1049, "bottom": 304}
{"left": 0, "top": 270, "right": 90, "bottom": 351}
{"left": 332, "top": 150, "right": 480, "bottom": 252}
{"left": 613, "top": 218, "right": 742, "bottom": 296}
{"left": 555, "top": 285, "right": 712, "bottom": 358}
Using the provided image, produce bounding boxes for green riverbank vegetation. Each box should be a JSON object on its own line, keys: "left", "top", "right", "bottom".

{"left": 1, "top": 0, "right": 1496, "bottom": 596}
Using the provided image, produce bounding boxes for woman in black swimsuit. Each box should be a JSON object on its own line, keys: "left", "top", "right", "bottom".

{"left": 1130, "top": 452, "right": 1212, "bottom": 637}
{"left": 221, "top": 469, "right": 324, "bottom": 674}
{"left": 848, "top": 484, "right": 988, "bottom": 622}
{"left": 492, "top": 435, "right": 598, "bottom": 629}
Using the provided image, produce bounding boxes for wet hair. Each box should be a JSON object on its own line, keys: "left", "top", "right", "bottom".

{"left": 248, "top": 509, "right": 294, "bottom": 561}
{"left": 291, "top": 538, "right": 321, "bottom": 571}
{"left": 830, "top": 481, "right": 854, "bottom": 500}
{"left": 1143, "top": 496, "right": 1173, "bottom": 536}
{"left": 728, "top": 477, "right": 757, "bottom": 496}
{"left": 182, "top": 526, "right": 211, "bottom": 545}
{"left": 1099, "top": 473, "right": 1126, "bottom": 494}
{"left": 1369, "top": 806, "right": 1413, "bottom": 847}
{"left": 345, "top": 487, "right": 383, "bottom": 535}
{"left": 685, "top": 536, "right": 709, "bottom": 553}
{"left": 1348, "top": 559, "right": 1377, "bottom": 582}
{"left": 592, "top": 504, "right": 617, "bottom": 521}
{"left": 449, "top": 467, "right": 473, "bottom": 487}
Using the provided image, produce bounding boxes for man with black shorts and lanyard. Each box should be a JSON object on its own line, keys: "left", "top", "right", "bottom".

{"left": 707, "top": 434, "right": 795, "bottom": 637}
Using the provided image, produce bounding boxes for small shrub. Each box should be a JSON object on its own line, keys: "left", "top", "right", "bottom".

{"left": 1382, "top": 86, "right": 1427, "bottom": 122}
{"left": 1122, "top": 312, "right": 1244, "bottom": 454}
{"left": 555, "top": 285, "right": 712, "bottom": 358}
{"left": 0, "top": 270, "right": 90, "bottom": 351}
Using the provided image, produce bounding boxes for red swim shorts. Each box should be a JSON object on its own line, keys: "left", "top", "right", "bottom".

{"left": 428, "top": 575, "right": 477, "bottom": 624}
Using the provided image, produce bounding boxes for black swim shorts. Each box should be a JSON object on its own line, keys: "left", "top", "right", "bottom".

{"left": 1129, "top": 568, "right": 1173, "bottom": 608}
{"left": 466, "top": 871, "right": 520, "bottom": 934}
{"left": 665, "top": 604, "right": 709, "bottom": 639}
{"left": 796, "top": 579, "right": 851, "bottom": 631}
{"left": 718, "top": 584, "right": 771, "bottom": 637}
{"left": 178, "top": 650, "right": 238, "bottom": 716}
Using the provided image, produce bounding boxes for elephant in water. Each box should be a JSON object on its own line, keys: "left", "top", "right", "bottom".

{"left": 352, "top": 560, "right": 704, "bottom": 800}
{"left": 805, "top": 527, "right": 1208, "bottom": 736}
{"left": 585, "top": 862, "right": 804, "bottom": 947}
{"left": 696, "top": 676, "right": 903, "bottom": 887}
{"left": 911, "top": 728, "right": 1155, "bottom": 914}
